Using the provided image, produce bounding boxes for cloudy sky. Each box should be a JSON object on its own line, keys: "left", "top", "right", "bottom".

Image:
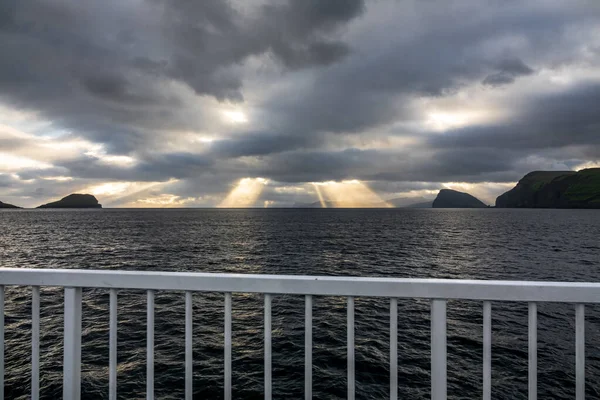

{"left": 1, "top": 0, "right": 599, "bottom": 208}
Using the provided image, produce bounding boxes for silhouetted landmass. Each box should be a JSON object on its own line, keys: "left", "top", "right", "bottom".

{"left": 0, "top": 201, "right": 20, "bottom": 209}
{"left": 496, "top": 168, "right": 600, "bottom": 208}
{"left": 37, "top": 194, "right": 102, "bottom": 209}
{"left": 432, "top": 189, "right": 487, "bottom": 208}
{"left": 404, "top": 201, "right": 433, "bottom": 208}
{"left": 385, "top": 196, "right": 432, "bottom": 208}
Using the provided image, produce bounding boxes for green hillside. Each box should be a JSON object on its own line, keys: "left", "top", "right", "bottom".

{"left": 496, "top": 168, "right": 600, "bottom": 208}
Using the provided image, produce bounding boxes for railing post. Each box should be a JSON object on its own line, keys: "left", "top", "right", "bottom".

{"left": 264, "top": 294, "right": 272, "bottom": 400}
{"left": 305, "top": 295, "right": 312, "bottom": 400}
{"left": 147, "top": 290, "right": 155, "bottom": 400}
{"left": 32, "top": 286, "right": 40, "bottom": 400}
{"left": 0, "top": 285, "right": 4, "bottom": 400}
{"left": 185, "top": 291, "right": 193, "bottom": 400}
{"left": 528, "top": 303, "right": 537, "bottom": 400}
{"left": 63, "top": 287, "right": 82, "bottom": 400}
{"left": 224, "top": 293, "right": 232, "bottom": 400}
{"left": 347, "top": 296, "right": 355, "bottom": 400}
{"left": 109, "top": 289, "right": 117, "bottom": 400}
{"left": 483, "top": 301, "right": 492, "bottom": 400}
{"left": 575, "top": 304, "right": 585, "bottom": 400}
{"left": 390, "top": 298, "right": 398, "bottom": 400}
{"left": 431, "top": 299, "right": 447, "bottom": 400}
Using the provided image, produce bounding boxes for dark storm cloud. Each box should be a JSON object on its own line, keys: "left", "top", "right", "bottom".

{"left": 260, "top": 0, "right": 364, "bottom": 68}
{"left": 45, "top": 152, "right": 215, "bottom": 182}
{"left": 0, "top": 0, "right": 364, "bottom": 150}
{"left": 0, "top": 174, "right": 18, "bottom": 188}
{"left": 210, "top": 132, "right": 322, "bottom": 157}
{"left": 482, "top": 58, "right": 535, "bottom": 86}
{"left": 249, "top": 147, "right": 525, "bottom": 184}
{"left": 1, "top": 0, "right": 600, "bottom": 206}
{"left": 80, "top": 74, "right": 165, "bottom": 106}
{"left": 432, "top": 82, "right": 600, "bottom": 151}
{"left": 243, "top": 2, "right": 597, "bottom": 157}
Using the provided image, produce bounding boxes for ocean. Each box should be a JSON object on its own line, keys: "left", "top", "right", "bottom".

{"left": 0, "top": 208, "right": 599, "bottom": 399}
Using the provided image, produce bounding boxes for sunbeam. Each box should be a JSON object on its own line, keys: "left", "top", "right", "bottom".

{"left": 312, "top": 183, "right": 327, "bottom": 208}
{"left": 314, "top": 180, "right": 392, "bottom": 208}
{"left": 218, "top": 177, "right": 268, "bottom": 208}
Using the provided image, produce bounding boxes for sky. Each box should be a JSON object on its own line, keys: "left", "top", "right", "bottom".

{"left": 1, "top": 0, "right": 599, "bottom": 208}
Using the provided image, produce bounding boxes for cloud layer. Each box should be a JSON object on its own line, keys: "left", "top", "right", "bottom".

{"left": 1, "top": 0, "right": 599, "bottom": 207}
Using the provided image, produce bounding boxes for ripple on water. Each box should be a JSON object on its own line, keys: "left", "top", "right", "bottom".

{"left": 0, "top": 208, "right": 600, "bottom": 399}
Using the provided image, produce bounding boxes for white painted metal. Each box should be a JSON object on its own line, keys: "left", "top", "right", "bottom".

{"left": 528, "top": 302, "right": 537, "bottom": 400}
{"left": 347, "top": 296, "right": 355, "bottom": 400}
{"left": 0, "top": 285, "right": 3, "bottom": 400}
{"left": 147, "top": 290, "right": 154, "bottom": 400}
{"left": 3, "top": 269, "right": 600, "bottom": 302}
{"left": 0, "top": 269, "right": 598, "bottom": 400}
{"left": 305, "top": 295, "right": 312, "bottom": 400}
{"left": 576, "top": 304, "right": 585, "bottom": 400}
{"left": 32, "top": 286, "right": 40, "bottom": 400}
{"left": 109, "top": 288, "right": 117, "bottom": 400}
{"left": 264, "top": 294, "right": 272, "bottom": 400}
{"left": 390, "top": 298, "right": 398, "bottom": 400}
{"left": 63, "top": 287, "right": 82, "bottom": 400}
{"left": 431, "top": 299, "right": 447, "bottom": 400}
{"left": 483, "top": 301, "right": 491, "bottom": 400}
{"left": 185, "top": 291, "right": 192, "bottom": 400}
{"left": 225, "top": 293, "right": 232, "bottom": 400}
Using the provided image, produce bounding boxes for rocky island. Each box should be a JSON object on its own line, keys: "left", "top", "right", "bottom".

{"left": 432, "top": 189, "right": 487, "bottom": 208}
{"left": 0, "top": 200, "right": 20, "bottom": 209}
{"left": 37, "top": 194, "right": 102, "bottom": 209}
{"left": 496, "top": 168, "right": 600, "bottom": 208}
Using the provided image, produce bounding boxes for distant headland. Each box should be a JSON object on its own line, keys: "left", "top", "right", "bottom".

{"left": 37, "top": 194, "right": 102, "bottom": 209}
{"left": 0, "top": 200, "right": 20, "bottom": 209}
{"left": 432, "top": 189, "right": 487, "bottom": 208}
{"left": 495, "top": 168, "right": 600, "bottom": 208}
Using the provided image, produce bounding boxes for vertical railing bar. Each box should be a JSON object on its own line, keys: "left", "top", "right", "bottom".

{"left": 32, "top": 286, "right": 40, "bottom": 400}
{"left": 63, "top": 287, "right": 82, "bottom": 400}
{"left": 576, "top": 304, "right": 585, "bottom": 400}
{"left": 305, "top": 295, "right": 312, "bottom": 400}
{"left": 483, "top": 301, "right": 492, "bottom": 400}
{"left": 528, "top": 302, "right": 537, "bottom": 400}
{"left": 147, "top": 290, "right": 155, "bottom": 400}
{"left": 347, "top": 296, "right": 355, "bottom": 400}
{"left": 109, "top": 288, "right": 117, "bottom": 400}
{"left": 431, "top": 299, "right": 447, "bottom": 400}
{"left": 0, "top": 285, "right": 4, "bottom": 400}
{"left": 225, "top": 292, "right": 232, "bottom": 400}
{"left": 264, "top": 294, "right": 272, "bottom": 400}
{"left": 185, "top": 291, "right": 193, "bottom": 400}
{"left": 390, "top": 298, "right": 398, "bottom": 400}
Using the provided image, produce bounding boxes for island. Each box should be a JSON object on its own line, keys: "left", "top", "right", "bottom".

{"left": 385, "top": 196, "right": 433, "bottom": 208}
{"left": 0, "top": 200, "right": 20, "bottom": 209}
{"left": 432, "top": 189, "right": 487, "bottom": 208}
{"left": 37, "top": 194, "right": 102, "bottom": 209}
{"left": 496, "top": 168, "right": 600, "bottom": 208}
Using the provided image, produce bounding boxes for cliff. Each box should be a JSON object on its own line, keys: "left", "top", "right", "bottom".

{"left": 37, "top": 194, "right": 102, "bottom": 209}
{"left": 432, "top": 189, "right": 487, "bottom": 208}
{"left": 495, "top": 168, "right": 600, "bottom": 208}
{"left": 0, "top": 201, "right": 20, "bottom": 209}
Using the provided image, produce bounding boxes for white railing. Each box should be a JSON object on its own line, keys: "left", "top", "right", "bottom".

{"left": 0, "top": 268, "right": 598, "bottom": 400}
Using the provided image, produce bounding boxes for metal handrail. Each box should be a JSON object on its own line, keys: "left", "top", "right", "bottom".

{"left": 0, "top": 268, "right": 595, "bottom": 400}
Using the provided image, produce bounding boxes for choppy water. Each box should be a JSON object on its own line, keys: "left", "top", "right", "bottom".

{"left": 0, "top": 208, "right": 600, "bottom": 399}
